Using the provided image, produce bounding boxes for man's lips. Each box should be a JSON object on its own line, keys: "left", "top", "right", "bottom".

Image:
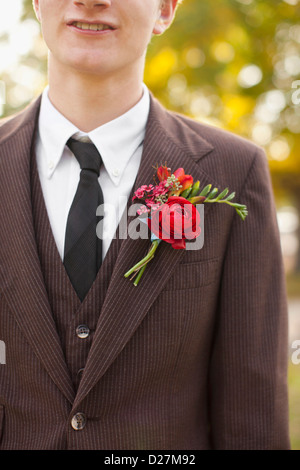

{"left": 67, "top": 20, "right": 116, "bottom": 32}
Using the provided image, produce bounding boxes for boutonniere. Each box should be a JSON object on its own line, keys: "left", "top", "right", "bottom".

{"left": 124, "top": 164, "right": 248, "bottom": 286}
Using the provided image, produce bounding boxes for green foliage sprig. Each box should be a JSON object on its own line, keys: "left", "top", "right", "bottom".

{"left": 185, "top": 181, "right": 248, "bottom": 221}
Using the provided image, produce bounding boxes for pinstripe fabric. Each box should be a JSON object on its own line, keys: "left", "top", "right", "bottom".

{"left": 0, "top": 96, "right": 290, "bottom": 449}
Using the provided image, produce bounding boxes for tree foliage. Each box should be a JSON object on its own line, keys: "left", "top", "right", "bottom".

{"left": 1, "top": 0, "right": 300, "bottom": 209}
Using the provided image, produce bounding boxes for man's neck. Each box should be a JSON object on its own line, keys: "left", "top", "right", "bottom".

{"left": 47, "top": 59, "right": 145, "bottom": 133}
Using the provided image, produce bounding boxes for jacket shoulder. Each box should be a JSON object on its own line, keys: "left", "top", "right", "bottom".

{"left": 170, "top": 109, "right": 262, "bottom": 159}
{"left": 0, "top": 112, "right": 22, "bottom": 142}
{"left": 161, "top": 107, "right": 267, "bottom": 189}
{"left": 150, "top": 95, "right": 268, "bottom": 191}
{"left": 0, "top": 98, "right": 41, "bottom": 147}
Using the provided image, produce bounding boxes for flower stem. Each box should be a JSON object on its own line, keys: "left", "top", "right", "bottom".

{"left": 204, "top": 199, "right": 248, "bottom": 220}
{"left": 124, "top": 239, "right": 160, "bottom": 279}
{"left": 133, "top": 264, "right": 147, "bottom": 287}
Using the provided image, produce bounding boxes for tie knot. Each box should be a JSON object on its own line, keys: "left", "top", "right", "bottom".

{"left": 67, "top": 137, "right": 102, "bottom": 176}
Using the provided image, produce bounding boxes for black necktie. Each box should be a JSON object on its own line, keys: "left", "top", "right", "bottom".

{"left": 63, "top": 137, "right": 104, "bottom": 301}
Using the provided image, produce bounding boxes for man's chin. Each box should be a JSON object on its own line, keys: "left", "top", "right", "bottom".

{"left": 59, "top": 56, "right": 117, "bottom": 78}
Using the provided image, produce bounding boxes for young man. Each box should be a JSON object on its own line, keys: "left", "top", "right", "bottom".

{"left": 0, "top": 0, "right": 290, "bottom": 450}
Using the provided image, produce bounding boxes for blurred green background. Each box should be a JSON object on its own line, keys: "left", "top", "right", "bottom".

{"left": 0, "top": 0, "right": 299, "bottom": 449}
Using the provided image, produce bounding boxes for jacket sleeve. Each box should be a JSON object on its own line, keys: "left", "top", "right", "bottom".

{"left": 208, "top": 148, "right": 290, "bottom": 449}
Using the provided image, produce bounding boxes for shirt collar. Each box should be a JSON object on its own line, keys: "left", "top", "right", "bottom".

{"left": 37, "top": 84, "right": 150, "bottom": 185}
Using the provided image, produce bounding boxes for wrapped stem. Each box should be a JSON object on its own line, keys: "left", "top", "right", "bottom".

{"left": 124, "top": 239, "right": 161, "bottom": 286}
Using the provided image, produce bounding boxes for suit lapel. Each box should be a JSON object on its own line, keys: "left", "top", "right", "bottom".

{"left": 0, "top": 100, "right": 75, "bottom": 404}
{"left": 74, "top": 96, "right": 217, "bottom": 408}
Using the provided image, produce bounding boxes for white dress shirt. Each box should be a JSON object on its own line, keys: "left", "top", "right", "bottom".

{"left": 35, "top": 84, "right": 150, "bottom": 262}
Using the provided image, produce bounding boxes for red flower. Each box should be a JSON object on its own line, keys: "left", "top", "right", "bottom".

{"left": 157, "top": 165, "right": 171, "bottom": 182}
{"left": 148, "top": 196, "right": 201, "bottom": 249}
{"left": 173, "top": 168, "right": 193, "bottom": 194}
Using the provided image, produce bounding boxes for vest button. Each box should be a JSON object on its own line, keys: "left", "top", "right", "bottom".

{"left": 76, "top": 325, "right": 90, "bottom": 339}
{"left": 71, "top": 412, "right": 86, "bottom": 431}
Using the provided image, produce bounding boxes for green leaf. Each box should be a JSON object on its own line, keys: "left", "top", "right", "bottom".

{"left": 205, "top": 187, "right": 219, "bottom": 200}
{"left": 225, "top": 192, "right": 236, "bottom": 201}
{"left": 236, "top": 207, "right": 248, "bottom": 221}
{"left": 189, "top": 180, "right": 200, "bottom": 198}
{"left": 199, "top": 184, "right": 212, "bottom": 197}
{"left": 180, "top": 186, "right": 193, "bottom": 198}
{"left": 189, "top": 196, "right": 206, "bottom": 205}
{"left": 215, "top": 188, "right": 229, "bottom": 201}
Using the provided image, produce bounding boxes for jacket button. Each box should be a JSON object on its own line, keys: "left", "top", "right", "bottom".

{"left": 71, "top": 412, "right": 86, "bottom": 431}
{"left": 76, "top": 325, "right": 90, "bottom": 339}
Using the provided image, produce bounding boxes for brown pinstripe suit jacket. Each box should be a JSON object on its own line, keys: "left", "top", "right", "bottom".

{"left": 0, "top": 95, "right": 290, "bottom": 449}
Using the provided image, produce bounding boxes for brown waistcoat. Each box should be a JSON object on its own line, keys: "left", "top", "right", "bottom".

{"left": 30, "top": 151, "right": 124, "bottom": 391}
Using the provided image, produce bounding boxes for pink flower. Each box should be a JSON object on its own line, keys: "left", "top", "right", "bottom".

{"left": 137, "top": 205, "right": 150, "bottom": 215}
{"left": 145, "top": 199, "right": 162, "bottom": 212}
{"left": 133, "top": 184, "right": 154, "bottom": 201}
{"left": 152, "top": 181, "right": 169, "bottom": 197}
{"left": 145, "top": 197, "right": 155, "bottom": 205}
